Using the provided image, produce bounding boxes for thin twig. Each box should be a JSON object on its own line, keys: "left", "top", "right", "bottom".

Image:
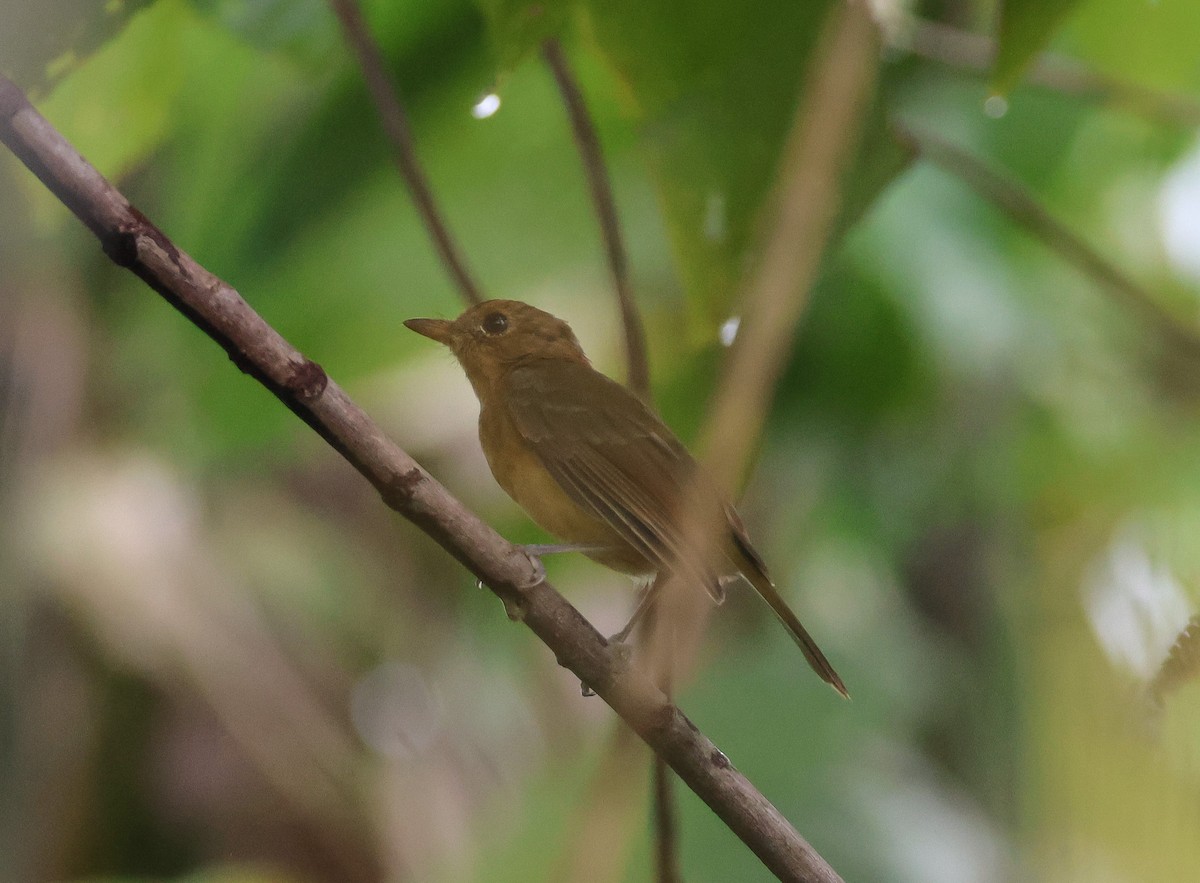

{"left": 327, "top": 0, "right": 484, "bottom": 305}
{"left": 894, "top": 123, "right": 1200, "bottom": 361}
{"left": 902, "top": 19, "right": 1200, "bottom": 128}
{"left": 542, "top": 38, "right": 651, "bottom": 400}
{"left": 653, "top": 753, "right": 682, "bottom": 883}
{"left": 644, "top": 600, "right": 681, "bottom": 883}
{"left": 0, "top": 74, "right": 844, "bottom": 883}
{"left": 552, "top": 724, "right": 649, "bottom": 883}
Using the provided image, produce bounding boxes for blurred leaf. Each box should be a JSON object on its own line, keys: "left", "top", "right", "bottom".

{"left": 473, "top": 0, "right": 570, "bottom": 73}
{"left": 578, "top": 1, "right": 898, "bottom": 322}
{"left": 991, "top": 0, "right": 1082, "bottom": 95}
{"left": 1153, "top": 614, "right": 1200, "bottom": 699}
{"left": 33, "top": 0, "right": 189, "bottom": 181}
{"left": 187, "top": 0, "right": 339, "bottom": 67}
{"left": 1062, "top": 0, "right": 1200, "bottom": 93}
{"left": 0, "top": 0, "right": 157, "bottom": 95}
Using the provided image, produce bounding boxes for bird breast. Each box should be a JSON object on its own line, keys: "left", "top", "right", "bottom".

{"left": 477, "top": 402, "right": 649, "bottom": 575}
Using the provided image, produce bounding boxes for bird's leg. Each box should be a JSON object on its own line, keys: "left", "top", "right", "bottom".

{"left": 521, "top": 543, "right": 615, "bottom": 556}
{"left": 609, "top": 575, "right": 663, "bottom": 646}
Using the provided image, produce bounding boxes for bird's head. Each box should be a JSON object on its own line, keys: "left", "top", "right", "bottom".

{"left": 405, "top": 299, "right": 589, "bottom": 394}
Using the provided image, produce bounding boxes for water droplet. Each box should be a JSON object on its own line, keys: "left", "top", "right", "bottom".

{"left": 472, "top": 93, "right": 501, "bottom": 120}
{"left": 580, "top": 682, "right": 595, "bottom": 697}
{"left": 983, "top": 95, "right": 1008, "bottom": 118}
{"left": 719, "top": 315, "right": 740, "bottom": 347}
{"left": 475, "top": 578, "right": 485, "bottom": 591}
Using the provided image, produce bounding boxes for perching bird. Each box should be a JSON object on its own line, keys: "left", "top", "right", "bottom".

{"left": 405, "top": 299, "right": 846, "bottom": 696}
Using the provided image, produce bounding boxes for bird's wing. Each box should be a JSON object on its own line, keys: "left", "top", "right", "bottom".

{"left": 508, "top": 362, "right": 848, "bottom": 695}
{"left": 505, "top": 361, "right": 727, "bottom": 600}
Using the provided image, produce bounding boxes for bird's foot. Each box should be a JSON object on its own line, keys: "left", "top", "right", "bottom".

{"left": 516, "top": 548, "right": 547, "bottom": 590}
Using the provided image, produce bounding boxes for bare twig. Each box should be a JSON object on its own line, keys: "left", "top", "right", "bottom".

{"left": 653, "top": 753, "right": 682, "bottom": 883}
{"left": 902, "top": 19, "right": 1200, "bottom": 128}
{"left": 542, "top": 38, "right": 651, "bottom": 400}
{"left": 894, "top": 123, "right": 1200, "bottom": 360}
{"left": 0, "top": 74, "right": 843, "bottom": 883}
{"left": 553, "top": 724, "right": 649, "bottom": 883}
{"left": 327, "top": 0, "right": 484, "bottom": 305}
{"left": 646, "top": 600, "right": 681, "bottom": 883}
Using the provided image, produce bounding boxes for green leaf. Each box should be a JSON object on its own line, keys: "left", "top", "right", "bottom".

{"left": 0, "top": 0, "right": 158, "bottom": 96}
{"left": 991, "top": 0, "right": 1083, "bottom": 96}
{"left": 34, "top": 0, "right": 190, "bottom": 181}
{"left": 577, "top": 0, "right": 900, "bottom": 322}
{"left": 473, "top": 0, "right": 571, "bottom": 74}
{"left": 187, "top": 0, "right": 339, "bottom": 67}
{"left": 1062, "top": 0, "right": 1200, "bottom": 93}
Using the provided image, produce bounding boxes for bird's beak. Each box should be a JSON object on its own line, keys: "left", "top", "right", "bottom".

{"left": 404, "top": 317, "right": 454, "bottom": 345}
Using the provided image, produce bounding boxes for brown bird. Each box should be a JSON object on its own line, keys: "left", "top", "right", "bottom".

{"left": 405, "top": 299, "right": 847, "bottom": 696}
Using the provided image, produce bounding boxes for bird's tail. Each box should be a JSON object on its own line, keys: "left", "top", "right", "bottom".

{"left": 733, "top": 533, "right": 849, "bottom": 698}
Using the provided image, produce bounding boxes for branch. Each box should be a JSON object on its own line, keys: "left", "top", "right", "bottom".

{"left": 553, "top": 724, "right": 649, "bottom": 882}
{"left": 327, "top": 0, "right": 484, "bottom": 305}
{"left": 894, "top": 123, "right": 1200, "bottom": 361}
{"left": 542, "top": 38, "right": 651, "bottom": 400}
{"left": 901, "top": 19, "right": 1200, "bottom": 128}
{"left": 653, "top": 751, "right": 682, "bottom": 883}
{"left": 0, "top": 74, "right": 843, "bottom": 883}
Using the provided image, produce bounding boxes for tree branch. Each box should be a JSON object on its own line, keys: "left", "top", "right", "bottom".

{"left": 0, "top": 74, "right": 843, "bottom": 883}
{"left": 542, "top": 38, "right": 651, "bottom": 400}
{"left": 327, "top": 0, "right": 484, "bottom": 305}
{"left": 653, "top": 749, "right": 682, "bottom": 883}
{"left": 894, "top": 123, "right": 1200, "bottom": 361}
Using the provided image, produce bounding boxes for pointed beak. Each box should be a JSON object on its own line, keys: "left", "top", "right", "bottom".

{"left": 404, "top": 317, "right": 454, "bottom": 346}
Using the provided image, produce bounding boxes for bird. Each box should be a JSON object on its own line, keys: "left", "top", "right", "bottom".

{"left": 405, "top": 299, "right": 847, "bottom": 697}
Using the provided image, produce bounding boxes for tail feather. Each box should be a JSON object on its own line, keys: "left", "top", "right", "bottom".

{"left": 730, "top": 529, "right": 849, "bottom": 698}
{"left": 752, "top": 570, "right": 849, "bottom": 698}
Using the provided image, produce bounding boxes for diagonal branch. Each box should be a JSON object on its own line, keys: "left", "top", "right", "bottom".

{"left": 327, "top": 0, "right": 484, "bottom": 305}
{"left": 0, "top": 74, "right": 843, "bottom": 883}
{"left": 894, "top": 123, "right": 1200, "bottom": 361}
{"left": 542, "top": 38, "right": 651, "bottom": 400}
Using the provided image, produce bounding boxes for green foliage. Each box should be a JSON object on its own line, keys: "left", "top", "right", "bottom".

{"left": 579, "top": 0, "right": 840, "bottom": 317}
{"left": 6, "top": 0, "right": 1200, "bottom": 881}
{"left": 472, "top": 0, "right": 571, "bottom": 73}
{"left": 0, "top": 0, "right": 158, "bottom": 95}
{"left": 188, "top": 0, "right": 340, "bottom": 66}
{"left": 991, "top": 0, "right": 1083, "bottom": 95}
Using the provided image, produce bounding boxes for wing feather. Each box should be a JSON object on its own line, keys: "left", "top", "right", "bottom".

{"left": 507, "top": 361, "right": 726, "bottom": 600}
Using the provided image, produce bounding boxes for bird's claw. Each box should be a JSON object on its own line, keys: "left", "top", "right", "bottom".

{"left": 518, "top": 548, "right": 547, "bottom": 590}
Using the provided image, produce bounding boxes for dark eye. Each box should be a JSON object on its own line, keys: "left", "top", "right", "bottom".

{"left": 482, "top": 312, "right": 508, "bottom": 336}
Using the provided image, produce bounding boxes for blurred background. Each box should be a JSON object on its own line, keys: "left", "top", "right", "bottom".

{"left": 4, "top": 0, "right": 1200, "bottom": 880}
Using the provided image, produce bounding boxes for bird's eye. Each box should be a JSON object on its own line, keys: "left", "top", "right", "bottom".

{"left": 482, "top": 312, "right": 508, "bottom": 336}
